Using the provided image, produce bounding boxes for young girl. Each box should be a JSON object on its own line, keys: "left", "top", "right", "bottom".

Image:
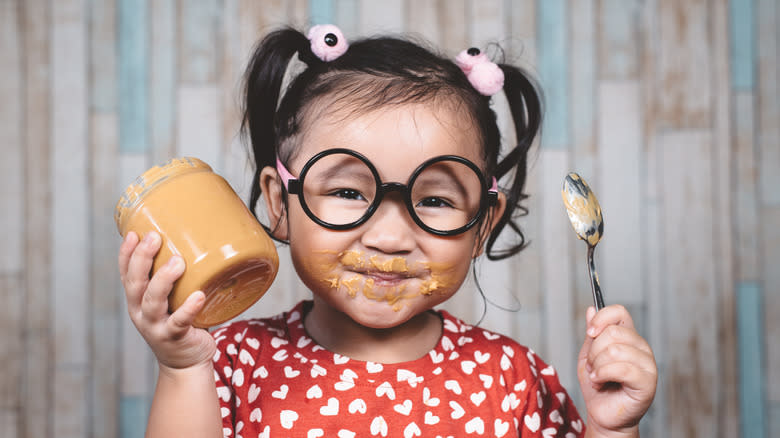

{"left": 119, "top": 25, "right": 657, "bottom": 437}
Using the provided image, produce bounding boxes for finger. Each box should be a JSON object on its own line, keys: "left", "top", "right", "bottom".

{"left": 166, "top": 291, "right": 206, "bottom": 337}
{"left": 118, "top": 231, "right": 140, "bottom": 282}
{"left": 125, "top": 231, "right": 162, "bottom": 300}
{"left": 587, "top": 304, "right": 635, "bottom": 338}
{"left": 589, "top": 360, "right": 657, "bottom": 395}
{"left": 140, "top": 255, "right": 185, "bottom": 321}
{"left": 578, "top": 306, "right": 598, "bottom": 370}
{"left": 588, "top": 324, "right": 653, "bottom": 359}
{"left": 589, "top": 342, "right": 656, "bottom": 379}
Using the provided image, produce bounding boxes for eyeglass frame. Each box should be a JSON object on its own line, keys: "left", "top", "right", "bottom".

{"left": 275, "top": 148, "right": 498, "bottom": 236}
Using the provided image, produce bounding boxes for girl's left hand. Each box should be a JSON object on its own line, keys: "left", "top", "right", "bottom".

{"left": 577, "top": 304, "right": 657, "bottom": 437}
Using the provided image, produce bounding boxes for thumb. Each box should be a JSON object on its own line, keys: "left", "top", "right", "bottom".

{"left": 167, "top": 291, "right": 206, "bottom": 335}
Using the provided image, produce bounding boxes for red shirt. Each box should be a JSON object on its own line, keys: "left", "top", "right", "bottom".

{"left": 213, "top": 301, "right": 585, "bottom": 437}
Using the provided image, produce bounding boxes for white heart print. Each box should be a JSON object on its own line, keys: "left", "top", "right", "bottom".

{"left": 370, "top": 416, "right": 388, "bottom": 437}
{"left": 308, "top": 429, "right": 324, "bottom": 438}
{"left": 280, "top": 410, "right": 298, "bottom": 429}
{"left": 320, "top": 397, "right": 339, "bottom": 416}
{"left": 394, "top": 399, "right": 412, "bottom": 416}
{"left": 306, "top": 384, "right": 323, "bottom": 399}
{"left": 424, "top": 411, "right": 440, "bottom": 425}
{"left": 348, "top": 398, "right": 367, "bottom": 414}
{"left": 494, "top": 419, "right": 510, "bottom": 437}
{"left": 403, "top": 422, "right": 422, "bottom": 438}
{"left": 465, "top": 417, "right": 485, "bottom": 434}
{"left": 272, "top": 384, "right": 288, "bottom": 399}
{"left": 249, "top": 407, "right": 262, "bottom": 423}
{"left": 524, "top": 412, "right": 541, "bottom": 432}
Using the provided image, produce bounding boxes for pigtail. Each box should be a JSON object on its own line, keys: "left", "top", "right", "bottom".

{"left": 241, "top": 28, "right": 312, "bottom": 220}
{"left": 484, "top": 64, "right": 543, "bottom": 260}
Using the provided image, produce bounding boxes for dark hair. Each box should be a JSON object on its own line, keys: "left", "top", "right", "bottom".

{"left": 241, "top": 27, "right": 542, "bottom": 260}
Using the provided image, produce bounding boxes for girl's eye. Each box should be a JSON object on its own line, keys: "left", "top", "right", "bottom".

{"left": 416, "top": 197, "right": 454, "bottom": 208}
{"left": 331, "top": 188, "right": 366, "bottom": 201}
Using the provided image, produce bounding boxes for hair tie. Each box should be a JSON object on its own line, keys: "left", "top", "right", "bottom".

{"left": 455, "top": 47, "right": 504, "bottom": 96}
{"left": 307, "top": 24, "right": 349, "bottom": 62}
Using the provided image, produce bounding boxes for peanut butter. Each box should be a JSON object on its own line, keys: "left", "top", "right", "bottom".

{"left": 115, "top": 157, "right": 279, "bottom": 327}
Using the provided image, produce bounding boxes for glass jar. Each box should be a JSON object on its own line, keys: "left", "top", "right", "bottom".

{"left": 115, "top": 157, "right": 279, "bottom": 327}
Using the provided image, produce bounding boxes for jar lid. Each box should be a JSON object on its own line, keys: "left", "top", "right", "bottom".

{"left": 114, "top": 157, "right": 212, "bottom": 234}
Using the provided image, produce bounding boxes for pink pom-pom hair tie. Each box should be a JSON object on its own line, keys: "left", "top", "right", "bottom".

{"left": 455, "top": 47, "right": 505, "bottom": 96}
{"left": 307, "top": 24, "right": 349, "bottom": 62}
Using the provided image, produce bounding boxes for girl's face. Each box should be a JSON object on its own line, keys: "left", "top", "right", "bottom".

{"left": 261, "top": 101, "right": 505, "bottom": 329}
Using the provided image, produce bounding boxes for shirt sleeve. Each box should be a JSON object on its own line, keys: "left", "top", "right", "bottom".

{"left": 514, "top": 349, "right": 586, "bottom": 437}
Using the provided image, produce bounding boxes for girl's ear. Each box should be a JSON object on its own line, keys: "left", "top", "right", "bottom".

{"left": 472, "top": 191, "right": 507, "bottom": 258}
{"left": 259, "top": 166, "right": 289, "bottom": 241}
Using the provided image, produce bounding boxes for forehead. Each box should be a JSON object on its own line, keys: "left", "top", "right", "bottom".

{"left": 291, "top": 101, "right": 484, "bottom": 179}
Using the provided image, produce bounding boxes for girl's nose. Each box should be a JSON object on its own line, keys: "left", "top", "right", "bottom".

{"left": 359, "top": 194, "right": 417, "bottom": 254}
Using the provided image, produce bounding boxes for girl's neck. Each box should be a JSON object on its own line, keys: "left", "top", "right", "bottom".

{"left": 302, "top": 296, "right": 443, "bottom": 364}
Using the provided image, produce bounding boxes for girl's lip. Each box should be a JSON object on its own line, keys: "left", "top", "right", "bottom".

{"left": 354, "top": 270, "right": 416, "bottom": 283}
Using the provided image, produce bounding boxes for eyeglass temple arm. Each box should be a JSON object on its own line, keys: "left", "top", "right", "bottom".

{"left": 276, "top": 158, "right": 300, "bottom": 193}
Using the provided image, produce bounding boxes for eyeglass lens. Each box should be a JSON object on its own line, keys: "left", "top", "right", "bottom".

{"left": 299, "top": 152, "right": 484, "bottom": 233}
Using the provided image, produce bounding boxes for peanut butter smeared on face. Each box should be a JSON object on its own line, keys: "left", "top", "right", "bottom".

{"left": 310, "top": 249, "right": 460, "bottom": 311}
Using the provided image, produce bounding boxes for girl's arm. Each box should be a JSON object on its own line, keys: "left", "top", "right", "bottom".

{"left": 147, "top": 361, "right": 223, "bottom": 437}
{"left": 119, "top": 231, "right": 223, "bottom": 437}
{"left": 578, "top": 305, "right": 658, "bottom": 438}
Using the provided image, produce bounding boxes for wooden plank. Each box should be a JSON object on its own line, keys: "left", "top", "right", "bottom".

{"left": 656, "top": 0, "right": 711, "bottom": 129}
{"left": 711, "top": 0, "right": 738, "bottom": 435}
{"left": 507, "top": 0, "right": 536, "bottom": 65}
{"left": 357, "top": 0, "right": 404, "bottom": 34}
{"left": 771, "top": 402, "right": 780, "bottom": 438}
{"left": 756, "top": 0, "right": 780, "bottom": 205}
{"left": 150, "top": 0, "right": 177, "bottom": 166}
{"left": 52, "top": 0, "right": 90, "bottom": 435}
{"left": 90, "top": 0, "right": 118, "bottom": 112}
{"left": 176, "top": 86, "right": 222, "bottom": 170}
{"left": 660, "top": 130, "right": 718, "bottom": 437}
{"left": 90, "top": 113, "right": 121, "bottom": 438}
{"left": 729, "top": 0, "right": 755, "bottom": 90}
{"left": 597, "top": 0, "right": 641, "bottom": 80}
{"left": 120, "top": 396, "right": 150, "bottom": 438}
{"left": 540, "top": 149, "right": 577, "bottom": 397}
{"left": 118, "top": 0, "right": 149, "bottom": 153}
{"left": 0, "top": 409, "right": 18, "bottom": 438}
{"left": 178, "top": 0, "right": 218, "bottom": 84}
{"left": 763, "top": 206, "right": 780, "bottom": 403}
{"left": 287, "top": 0, "right": 309, "bottom": 27}
{"left": 734, "top": 92, "right": 758, "bottom": 281}
{"left": 0, "top": 0, "right": 23, "bottom": 274}
{"left": 537, "top": 0, "right": 568, "bottom": 149}
{"left": 53, "top": 368, "right": 88, "bottom": 438}
{"left": 21, "top": 0, "right": 53, "bottom": 435}
{"left": 0, "top": 274, "right": 24, "bottom": 411}
{"left": 643, "top": 197, "right": 666, "bottom": 438}
{"left": 404, "top": 0, "right": 439, "bottom": 45}
{"left": 335, "top": 0, "right": 360, "bottom": 38}
{"left": 597, "top": 81, "right": 642, "bottom": 304}
{"left": 736, "top": 282, "right": 767, "bottom": 438}
{"left": 254, "top": 0, "right": 290, "bottom": 34}
{"left": 435, "top": 0, "right": 468, "bottom": 55}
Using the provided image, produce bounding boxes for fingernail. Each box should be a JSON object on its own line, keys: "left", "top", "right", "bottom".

{"left": 167, "top": 256, "right": 183, "bottom": 270}
{"left": 589, "top": 371, "right": 597, "bottom": 380}
{"left": 587, "top": 326, "right": 597, "bottom": 337}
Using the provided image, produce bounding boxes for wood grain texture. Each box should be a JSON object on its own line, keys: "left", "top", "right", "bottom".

{"left": 52, "top": 1, "right": 90, "bottom": 435}
{"left": 757, "top": 0, "right": 780, "bottom": 206}
{"left": 660, "top": 131, "right": 718, "bottom": 437}
{"left": 596, "top": 81, "right": 642, "bottom": 305}
{"left": 21, "top": 0, "right": 52, "bottom": 435}
{"left": 150, "top": 0, "right": 177, "bottom": 166}
{"left": 118, "top": 0, "right": 149, "bottom": 153}
{"left": 656, "top": 0, "right": 711, "bottom": 129}
{"left": 179, "top": 0, "right": 219, "bottom": 84}
{"left": 763, "top": 206, "right": 780, "bottom": 403}
{"left": 598, "top": 0, "right": 641, "bottom": 80}
{"left": 710, "top": 1, "right": 737, "bottom": 435}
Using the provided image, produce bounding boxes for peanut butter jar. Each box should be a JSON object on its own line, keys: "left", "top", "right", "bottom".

{"left": 115, "top": 157, "right": 279, "bottom": 328}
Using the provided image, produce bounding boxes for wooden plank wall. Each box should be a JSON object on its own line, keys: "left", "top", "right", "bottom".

{"left": 1, "top": 1, "right": 777, "bottom": 436}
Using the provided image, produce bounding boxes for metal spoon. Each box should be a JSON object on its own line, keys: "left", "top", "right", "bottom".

{"left": 561, "top": 172, "right": 605, "bottom": 310}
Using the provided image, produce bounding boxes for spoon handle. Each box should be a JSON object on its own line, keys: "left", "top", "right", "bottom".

{"left": 587, "top": 245, "right": 605, "bottom": 310}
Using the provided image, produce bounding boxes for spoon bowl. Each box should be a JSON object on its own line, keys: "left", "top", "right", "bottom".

{"left": 562, "top": 172, "right": 605, "bottom": 310}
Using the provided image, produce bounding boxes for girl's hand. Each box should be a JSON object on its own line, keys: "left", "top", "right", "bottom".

{"left": 118, "top": 231, "right": 216, "bottom": 370}
{"left": 577, "top": 305, "right": 657, "bottom": 437}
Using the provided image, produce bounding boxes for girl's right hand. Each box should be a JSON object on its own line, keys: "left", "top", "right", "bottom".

{"left": 118, "top": 231, "right": 216, "bottom": 370}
